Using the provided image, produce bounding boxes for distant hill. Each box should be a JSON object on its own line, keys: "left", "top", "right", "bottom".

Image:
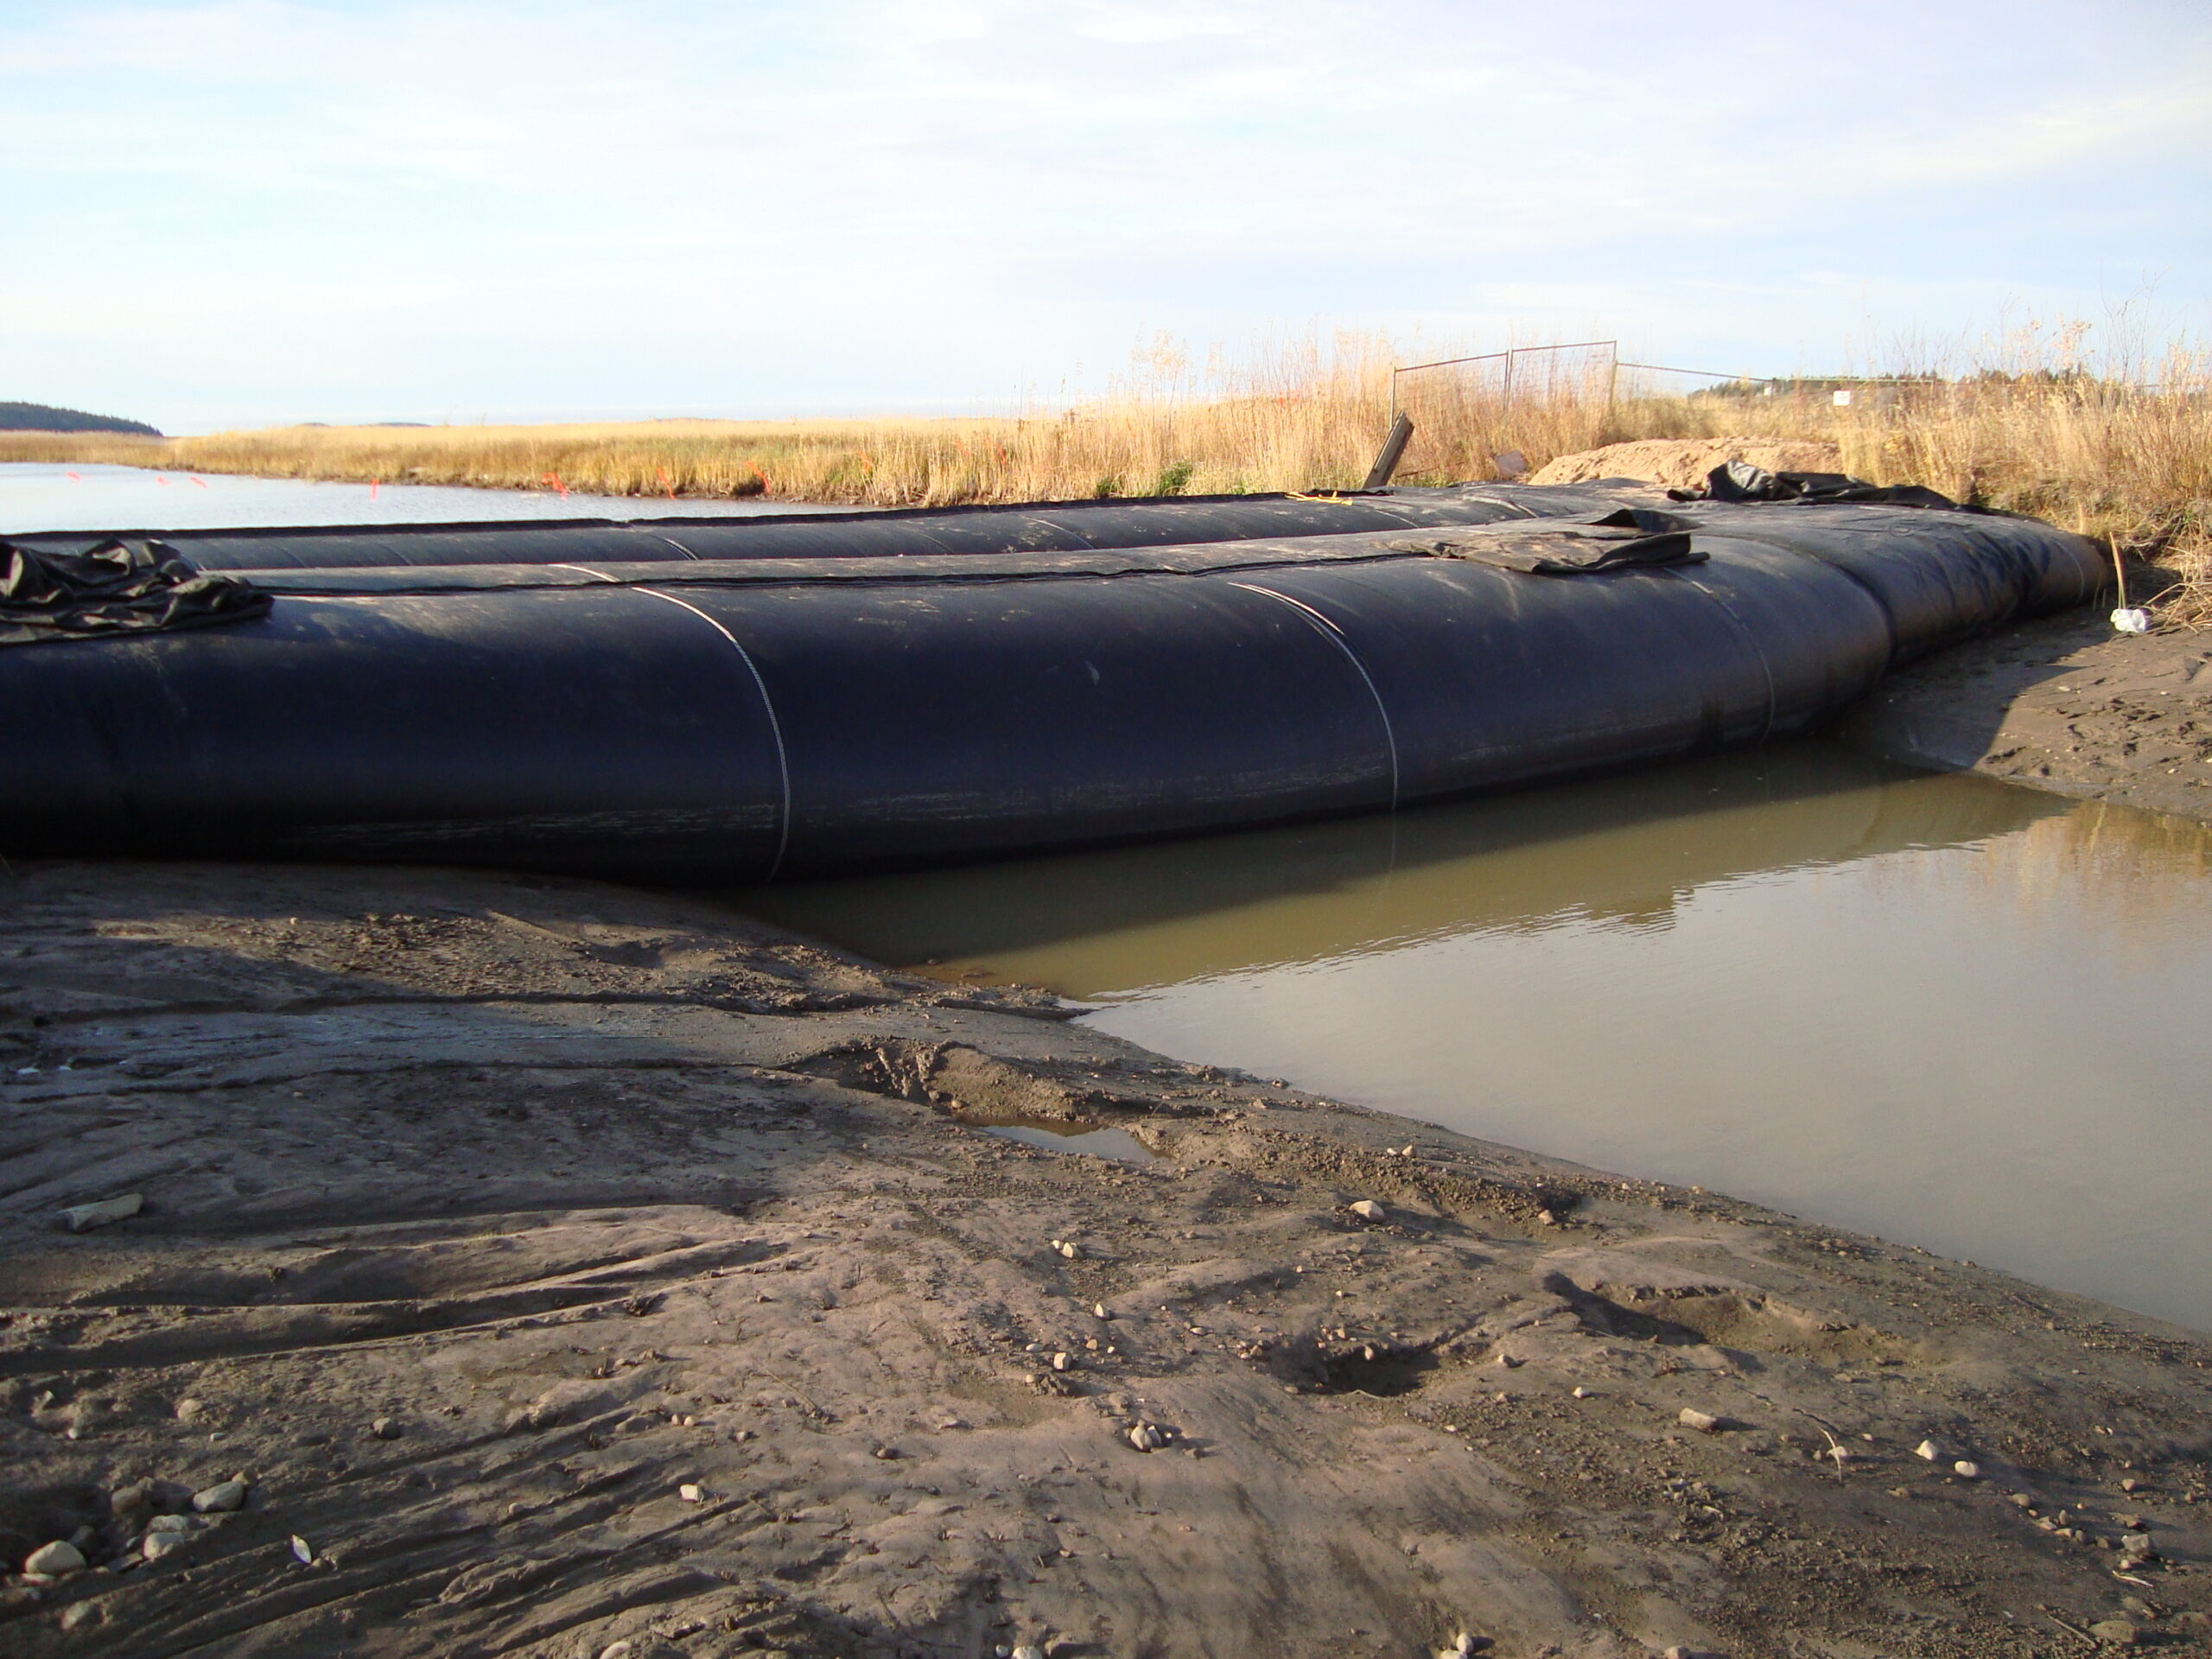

{"left": 0, "top": 401, "right": 162, "bottom": 436}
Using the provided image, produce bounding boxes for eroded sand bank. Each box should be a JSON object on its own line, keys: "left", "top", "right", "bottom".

{"left": 1839, "top": 605, "right": 2212, "bottom": 827}
{"left": 3, "top": 861, "right": 2209, "bottom": 1657}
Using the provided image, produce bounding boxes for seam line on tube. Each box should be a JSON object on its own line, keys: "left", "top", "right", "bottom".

{"left": 633, "top": 588, "right": 793, "bottom": 882}
{"left": 652, "top": 535, "right": 702, "bottom": 559}
{"left": 1676, "top": 574, "right": 1777, "bottom": 743}
{"left": 550, "top": 563, "right": 620, "bottom": 582}
{"left": 1228, "top": 582, "right": 1400, "bottom": 810}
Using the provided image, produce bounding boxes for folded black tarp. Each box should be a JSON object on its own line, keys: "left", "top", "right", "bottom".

{"left": 0, "top": 539, "right": 269, "bottom": 646}
{"left": 0, "top": 490, "right": 2105, "bottom": 881}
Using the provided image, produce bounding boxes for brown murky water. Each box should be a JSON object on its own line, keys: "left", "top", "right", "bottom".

{"left": 741, "top": 744, "right": 2212, "bottom": 1330}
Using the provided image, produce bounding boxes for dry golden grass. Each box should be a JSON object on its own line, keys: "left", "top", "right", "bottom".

{"left": 6, "top": 332, "right": 2208, "bottom": 618}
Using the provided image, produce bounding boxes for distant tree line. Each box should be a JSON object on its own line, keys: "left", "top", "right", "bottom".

{"left": 0, "top": 401, "right": 162, "bottom": 436}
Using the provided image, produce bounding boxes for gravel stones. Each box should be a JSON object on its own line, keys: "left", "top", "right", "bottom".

{"left": 23, "top": 1540, "right": 85, "bottom": 1577}
{"left": 192, "top": 1478, "right": 248, "bottom": 1514}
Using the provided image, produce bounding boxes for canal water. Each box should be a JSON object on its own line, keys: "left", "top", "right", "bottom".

{"left": 740, "top": 747, "right": 2212, "bottom": 1332}
{"left": 0, "top": 460, "right": 843, "bottom": 534}
{"left": 14, "top": 462, "right": 2211, "bottom": 1330}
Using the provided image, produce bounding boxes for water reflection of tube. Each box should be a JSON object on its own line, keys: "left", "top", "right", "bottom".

{"left": 734, "top": 742, "right": 2067, "bottom": 989}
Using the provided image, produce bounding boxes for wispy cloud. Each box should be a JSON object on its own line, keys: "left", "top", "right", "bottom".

{"left": 3, "top": 0, "right": 2207, "bottom": 427}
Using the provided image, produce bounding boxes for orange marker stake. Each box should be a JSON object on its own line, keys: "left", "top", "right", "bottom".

{"left": 188, "top": 475, "right": 209, "bottom": 488}
{"left": 657, "top": 466, "right": 677, "bottom": 500}
{"left": 369, "top": 479, "right": 380, "bottom": 500}
{"left": 156, "top": 474, "right": 170, "bottom": 486}
{"left": 543, "top": 472, "right": 569, "bottom": 498}
{"left": 65, "top": 471, "right": 80, "bottom": 481}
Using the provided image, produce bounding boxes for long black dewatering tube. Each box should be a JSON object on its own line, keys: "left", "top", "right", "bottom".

{"left": 7, "top": 483, "right": 1621, "bottom": 569}
{"left": 0, "top": 488, "right": 2104, "bottom": 881}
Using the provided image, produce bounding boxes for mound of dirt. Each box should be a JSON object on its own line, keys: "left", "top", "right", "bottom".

{"left": 1529, "top": 436, "right": 1845, "bottom": 488}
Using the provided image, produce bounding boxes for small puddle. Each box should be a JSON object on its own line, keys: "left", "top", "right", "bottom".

{"left": 973, "top": 1120, "right": 1156, "bottom": 1163}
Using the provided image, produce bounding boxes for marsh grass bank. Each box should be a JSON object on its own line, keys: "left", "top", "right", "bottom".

{"left": 7, "top": 331, "right": 2209, "bottom": 618}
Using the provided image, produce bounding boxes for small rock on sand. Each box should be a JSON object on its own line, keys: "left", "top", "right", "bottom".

{"left": 109, "top": 1479, "right": 153, "bottom": 1518}
{"left": 1678, "top": 1408, "right": 1721, "bottom": 1433}
{"left": 1349, "top": 1199, "right": 1385, "bottom": 1222}
{"left": 191, "top": 1478, "right": 247, "bottom": 1514}
{"left": 1012, "top": 1645, "right": 1045, "bottom": 1659}
{"left": 2088, "top": 1619, "right": 2139, "bottom": 1647}
{"left": 1953, "top": 1460, "right": 1980, "bottom": 1478}
{"left": 371, "top": 1416, "right": 403, "bottom": 1440}
{"left": 678, "top": 1483, "right": 704, "bottom": 1503}
{"left": 289, "top": 1535, "right": 314, "bottom": 1564}
{"left": 23, "top": 1540, "right": 85, "bottom": 1577}
{"left": 59, "top": 1192, "right": 143, "bottom": 1232}
{"left": 1915, "top": 1439, "right": 1943, "bottom": 1460}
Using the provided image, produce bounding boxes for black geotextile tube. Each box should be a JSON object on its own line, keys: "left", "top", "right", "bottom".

{"left": 4, "top": 484, "right": 1631, "bottom": 569}
{"left": 0, "top": 496, "right": 2105, "bottom": 881}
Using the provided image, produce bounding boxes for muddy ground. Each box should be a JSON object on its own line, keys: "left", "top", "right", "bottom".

{"left": 1836, "top": 600, "right": 2212, "bottom": 826}
{"left": 3, "top": 859, "right": 2209, "bottom": 1659}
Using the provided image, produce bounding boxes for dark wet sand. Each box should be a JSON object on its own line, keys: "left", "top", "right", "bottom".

{"left": 1838, "top": 602, "right": 2212, "bottom": 826}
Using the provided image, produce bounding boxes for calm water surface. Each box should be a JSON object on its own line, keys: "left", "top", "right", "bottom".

{"left": 741, "top": 746, "right": 2212, "bottom": 1331}
{"left": 0, "top": 461, "right": 846, "bottom": 534}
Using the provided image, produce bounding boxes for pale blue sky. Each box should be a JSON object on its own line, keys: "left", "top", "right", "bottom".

{"left": 5, "top": 0, "right": 2209, "bottom": 431}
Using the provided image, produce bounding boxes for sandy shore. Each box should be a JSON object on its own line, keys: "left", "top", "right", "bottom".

{"left": 1837, "top": 604, "right": 2212, "bottom": 826}
{"left": 3, "top": 857, "right": 2209, "bottom": 1658}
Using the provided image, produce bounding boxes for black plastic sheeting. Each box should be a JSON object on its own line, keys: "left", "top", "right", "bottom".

{"left": 5, "top": 484, "right": 1630, "bottom": 570}
{"left": 0, "top": 539, "right": 270, "bottom": 647}
{"left": 0, "top": 491, "right": 2104, "bottom": 881}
